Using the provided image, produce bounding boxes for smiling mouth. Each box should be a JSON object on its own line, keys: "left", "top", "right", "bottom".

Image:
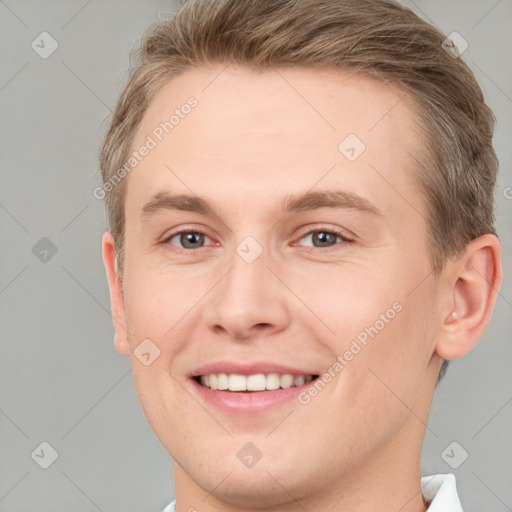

{"left": 193, "top": 373, "right": 320, "bottom": 392}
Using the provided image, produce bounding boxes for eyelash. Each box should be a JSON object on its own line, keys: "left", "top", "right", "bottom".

{"left": 162, "top": 227, "right": 353, "bottom": 253}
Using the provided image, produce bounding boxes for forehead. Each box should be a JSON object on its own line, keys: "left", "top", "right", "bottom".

{"left": 127, "top": 65, "right": 425, "bottom": 222}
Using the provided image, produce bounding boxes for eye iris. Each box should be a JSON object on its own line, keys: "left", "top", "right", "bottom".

{"left": 313, "top": 231, "right": 337, "bottom": 247}
{"left": 181, "top": 232, "right": 204, "bottom": 249}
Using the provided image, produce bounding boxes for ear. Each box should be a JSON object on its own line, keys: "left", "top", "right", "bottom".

{"left": 102, "top": 231, "right": 130, "bottom": 356}
{"left": 435, "top": 234, "right": 502, "bottom": 360}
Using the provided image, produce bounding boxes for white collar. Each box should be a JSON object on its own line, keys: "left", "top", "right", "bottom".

{"left": 422, "top": 473, "right": 463, "bottom": 511}
{"left": 163, "top": 473, "right": 463, "bottom": 511}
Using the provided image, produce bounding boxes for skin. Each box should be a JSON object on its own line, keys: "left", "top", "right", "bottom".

{"left": 102, "top": 65, "right": 502, "bottom": 512}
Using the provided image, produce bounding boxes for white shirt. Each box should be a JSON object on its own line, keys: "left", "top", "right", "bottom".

{"left": 162, "top": 473, "right": 463, "bottom": 511}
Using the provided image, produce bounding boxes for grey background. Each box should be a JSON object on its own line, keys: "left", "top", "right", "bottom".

{"left": 1, "top": 1, "right": 511, "bottom": 510}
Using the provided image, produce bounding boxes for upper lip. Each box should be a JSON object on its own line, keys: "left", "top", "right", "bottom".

{"left": 188, "top": 361, "right": 320, "bottom": 378}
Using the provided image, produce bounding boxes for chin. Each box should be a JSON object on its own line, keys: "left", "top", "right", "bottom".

{"left": 181, "top": 447, "right": 319, "bottom": 507}
{"left": 192, "top": 469, "right": 310, "bottom": 510}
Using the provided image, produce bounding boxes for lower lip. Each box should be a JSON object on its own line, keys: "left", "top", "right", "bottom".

{"left": 189, "top": 377, "right": 316, "bottom": 415}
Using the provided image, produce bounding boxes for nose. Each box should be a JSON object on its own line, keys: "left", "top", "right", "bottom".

{"left": 202, "top": 245, "right": 291, "bottom": 341}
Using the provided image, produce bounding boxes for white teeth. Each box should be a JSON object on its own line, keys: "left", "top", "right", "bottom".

{"left": 217, "top": 373, "right": 228, "bottom": 390}
{"left": 266, "top": 373, "right": 280, "bottom": 390}
{"left": 280, "top": 374, "right": 294, "bottom": 389}
{"left": 228, "top": 374, "right": 246, "bottom": 391}
{"left": 197, "top": 372, "right": 316, "bottom": 391}
{"left": 247, "top": 374, "right": 266, "bottom": 391}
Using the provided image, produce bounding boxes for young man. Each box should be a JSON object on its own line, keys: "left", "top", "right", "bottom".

{"left": 99, "top": 0, "right": 502, "bottom": 510}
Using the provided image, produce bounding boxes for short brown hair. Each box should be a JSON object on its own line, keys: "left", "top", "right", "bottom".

{"left": 99, "top": 0, "right": 499, "bottom": 383}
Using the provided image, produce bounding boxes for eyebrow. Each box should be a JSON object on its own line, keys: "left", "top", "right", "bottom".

{"left": 141, "top": 189, "right": 384, "bottom": 220}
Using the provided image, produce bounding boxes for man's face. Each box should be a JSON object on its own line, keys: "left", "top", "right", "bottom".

{"left": 109, "top": 66, "right": 445, "bottom": 505}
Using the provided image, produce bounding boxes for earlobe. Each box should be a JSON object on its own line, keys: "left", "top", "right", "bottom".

{"left": 102, "top": 231, "right": 131, "bottom": 356}
{"left": 436, "top": 234, "right": 502, "bottom": 360}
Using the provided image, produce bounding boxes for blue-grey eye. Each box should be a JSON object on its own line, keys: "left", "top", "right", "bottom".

{"left": 169, "top": 231, "right": 211, "bottom": 249}
{"left": 300, "top": 230, "right": 345, "bottom": 248}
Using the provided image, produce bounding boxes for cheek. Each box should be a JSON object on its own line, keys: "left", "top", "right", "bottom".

{"left": 343, "top": 289, "right": 436, "bottom": 428}
{"left": 311, "top": 309, "right": 431, "bottom": 466}
{"left": 290, "top": 264, "right": 396, "bottom": 345}
{"left": 130, "top": 363, "right": 186, "bottom": 455}
{"left": 296, "top": 264, "right": 433, "bottom": 407}
{"left": 122, "top": 260, "right": 200, "bottom": 338}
